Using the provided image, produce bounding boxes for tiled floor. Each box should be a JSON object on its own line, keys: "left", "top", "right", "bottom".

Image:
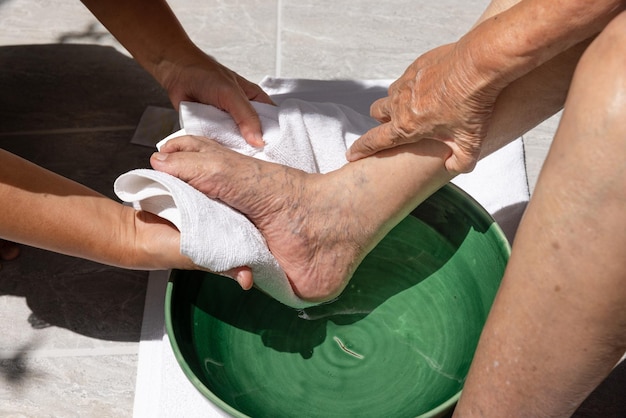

{"left": 0, "top": 42, "right": 168, "bottom": 416}
{"left": 0, "top": 0, "right": 622, "bottom": 416}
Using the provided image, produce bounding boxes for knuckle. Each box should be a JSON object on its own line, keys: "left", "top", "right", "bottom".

{"left": 389, "top": 122, "right": 416, "bottom": 144}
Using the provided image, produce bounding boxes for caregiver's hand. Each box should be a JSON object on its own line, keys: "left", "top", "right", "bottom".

{"left": 346, "top": 43, "right": 500, "bottom": 174}
{"left": 157, "top": 48, "right": 275, "bottom": 147}
{"left": 131, "top": 209, "right": 254, "bottom": 290}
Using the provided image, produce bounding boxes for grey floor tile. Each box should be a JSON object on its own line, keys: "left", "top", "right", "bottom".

{"left": 168, "top": 0, "right": 278, "bottom": 83}
{"left": 0, "top": 246, "right": 147, "bottom": 347}
{"left": 0, "top": 44, "right": 171, "bottom": 133}
{"left": 0, "top": 128, "right": 154, "bottom": 199}
{"left": 279, "top": 0, "right": 488, "bottom": 79}
{"left": 0, "top": 0, "right": 112, "bottom": 48}
{"left": 0, "top": 354, "right": 137, "bottom": 418}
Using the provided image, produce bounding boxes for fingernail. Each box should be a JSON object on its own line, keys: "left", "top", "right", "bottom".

{"left": 152, "top": 152, "right": 168, "bottom": 161}
{"left": 254, "top": 133, "right": 265, "bottom": 147}
{"left": 235, "top": 270, "right": 253, "bottom": 290}
{"left": 236, "top": 271, "right": 250, "bottom": 290}
{"left": 236, "top": 271, "right": 245, "bottom": 285}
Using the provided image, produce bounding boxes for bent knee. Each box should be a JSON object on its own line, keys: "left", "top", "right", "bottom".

{"left": 575, "top": 11, "right": 626, "bottom": 80}
{"left": 554, "top": 11, "right": 626, "bottom": 197}
{"left": 594, "top": 10, "right": 626, "bottom": 47}
{"left": 569, "top": 11, "right": 626, "bottom": 121}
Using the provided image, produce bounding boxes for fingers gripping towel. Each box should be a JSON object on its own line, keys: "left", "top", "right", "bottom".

{"left": 114, "top": 99, "right": 378, "bottom": 308}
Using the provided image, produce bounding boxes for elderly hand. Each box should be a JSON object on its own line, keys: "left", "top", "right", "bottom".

{"left": 347, "top": 43, "right": 501, "bottom": 174}
{"left": 157, "top": 49, "right": 275, "bottom": 147}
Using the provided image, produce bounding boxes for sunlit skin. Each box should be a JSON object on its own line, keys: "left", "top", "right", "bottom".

{"left": 151, "top": 1, "right": 626, "bottom": 415}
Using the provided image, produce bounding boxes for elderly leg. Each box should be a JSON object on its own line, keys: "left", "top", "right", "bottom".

{"left": 455, "top": 12, "right": 626, "bottom": 417}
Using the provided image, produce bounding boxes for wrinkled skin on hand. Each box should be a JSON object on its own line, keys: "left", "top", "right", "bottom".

{"left": 347, "top": 43, "right": 501, "bottom": 174}
{"left": 151, "top": 136, "right": 382, "bottom": 302}
{"left": 157, "top": 49, "right": 275, "bottom": 147}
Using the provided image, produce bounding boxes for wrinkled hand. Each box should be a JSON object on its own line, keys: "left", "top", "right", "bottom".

{"left": 347, "top": 43, "right": 500, "bottom": 174}
{"left": 157, "top": 49, "right": 275, "bottom": 147}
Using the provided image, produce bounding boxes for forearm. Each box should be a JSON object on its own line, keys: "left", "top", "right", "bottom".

{"left": 80, "top": 0, "right": 199, "bottom": 86}
{"left": 469, "top": 0, "right": 601, "bottom": 155}
{"left": 463, "top": 0, "right": 624, "bottom": 88}
{"left": 0, "top": 149, "right": 189, "bottom": 270}
{"left": 480, "top": 37, "right": 591, "bottom": 156}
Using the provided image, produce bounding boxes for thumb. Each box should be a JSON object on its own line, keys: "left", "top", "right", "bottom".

{"left": 443, "top": 150, "right": 478, "bottom": 175}
{"left": 347, "top": 122, "right": 422, "bottom": 161}
{"left": 222, "top": 266, "right": 254, "bottom": 290}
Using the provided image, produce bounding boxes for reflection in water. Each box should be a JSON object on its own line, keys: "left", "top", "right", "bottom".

{"left": 332, "top": 336, "right": 365, "bottom": 360}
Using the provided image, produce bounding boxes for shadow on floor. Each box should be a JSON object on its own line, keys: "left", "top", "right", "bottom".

{"left": 0, "top": 43, "right": 171, "bottom": 135}
{"left": 0, "top": 44, "right": 173, "bottom": 343}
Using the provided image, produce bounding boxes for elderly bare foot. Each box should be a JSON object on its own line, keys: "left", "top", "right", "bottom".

{"left": 150, "top": 135, "right": 384, "bottom": 302}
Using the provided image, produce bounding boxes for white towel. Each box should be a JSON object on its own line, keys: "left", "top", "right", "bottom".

{"left": 115, "top": 98, "right": 378, "bottom": 308}
{"left": 131, "top": 78, "right": 530, "bottom": 418}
